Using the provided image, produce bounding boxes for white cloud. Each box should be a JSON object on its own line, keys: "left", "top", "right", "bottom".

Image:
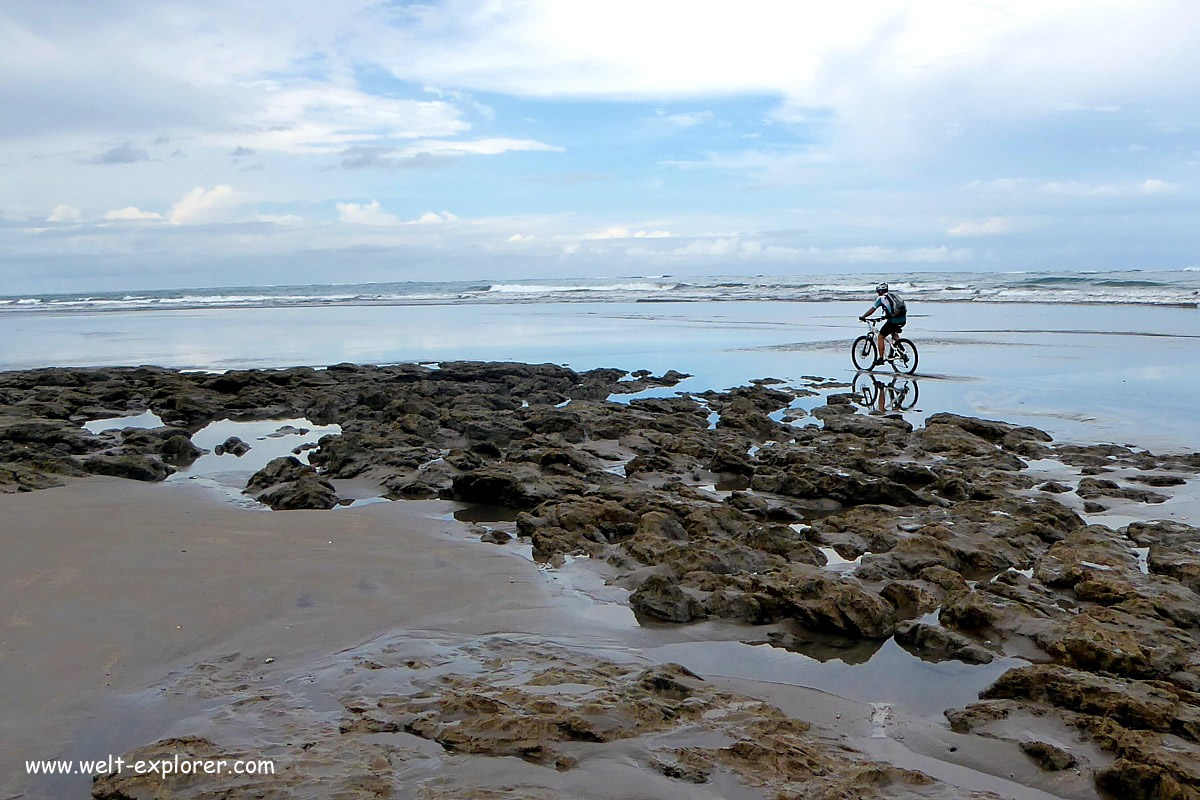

{"left": 257, "top": 214, "right": 304, "bottom": 225}
{"left": 656, "top": 110, "right": 713, "bottom": 127}
{"left": 46, "top": 204, "right": 81, "bottom": 223}
{"left": 167, "top": 185, "right": 244, "bottom": 225}
{"left": 972, "top": 177, "right": 1184, "bottom": 197}
{"left": 372, "top": 2, "right": 1200, "bottom": 128}
{"left": 947, "top": 217, "right": 1011, "bottom": 236}
{"left": 105, "top": 207, "right": 163, "bottom": 221}
{"left": 336, "top": 203, "right": 461, "bottom": 226}
{"left": 336, "top": 199, "right": 401, "bottom": 226}
{"left": 581, "top": 226, "right": 673, "bottom": 240}
{"left": 414, "top": 211, "right": 459, "bottom": 224}
{"left": 622, "top": 235, "right": 972, "bottom": 264}
{"left": 1041, "top": 179, "right": 1183, "bottom": 196}
{"left": 1138, "top": 178, "right": 1181, "bottom": 194}
{"left": 397, "top": 137, "right": 562, "bottom": 158}
{"left": 214, "top": 85, "right": 470, "bottom": 155}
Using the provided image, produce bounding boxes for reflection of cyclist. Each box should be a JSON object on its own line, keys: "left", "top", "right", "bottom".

{"left": 859, "top": 282, "right": 907, "bottom": 369}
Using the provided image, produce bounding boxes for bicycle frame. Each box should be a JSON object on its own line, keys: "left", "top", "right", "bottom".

{"left": 859, "top": 318, "right": 900, "bottom": 357}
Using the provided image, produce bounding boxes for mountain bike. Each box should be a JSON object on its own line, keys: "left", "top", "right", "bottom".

{"left": 851, "top": 319, "right": 919, "bottom": 374}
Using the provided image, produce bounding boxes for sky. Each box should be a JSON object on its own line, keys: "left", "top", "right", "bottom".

{"left": 2, "top": 0, "right": 1199, "bottom": 293}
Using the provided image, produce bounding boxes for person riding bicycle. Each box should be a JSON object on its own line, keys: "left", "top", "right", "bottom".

{"left": 859, "top": 282, "right": 907, "bottom": 369}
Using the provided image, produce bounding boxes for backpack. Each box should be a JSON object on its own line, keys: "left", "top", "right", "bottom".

{"left": 883, "top": 293, "right": 907, "bottom": 319}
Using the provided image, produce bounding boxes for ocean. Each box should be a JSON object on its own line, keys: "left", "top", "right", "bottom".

{"left": 2, "top": 269, "right": 1199, "bottom": 313}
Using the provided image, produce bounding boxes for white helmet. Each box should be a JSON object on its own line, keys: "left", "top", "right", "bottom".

{"left": 875, "top": 282, "right": 889, "bottom": 294}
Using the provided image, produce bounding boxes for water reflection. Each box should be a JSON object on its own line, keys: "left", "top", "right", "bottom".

{"left": 852, "top": 372, "right": 920, "bottom": 413}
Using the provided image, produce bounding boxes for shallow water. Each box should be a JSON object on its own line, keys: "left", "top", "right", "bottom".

{"left": 645, "top": 638, "right": 1021, "bottom": 717}
{"left": 5, "top": 300, "right": 1197, "bottom": 451}
{"left": 83, "top": 410, "right": 165, "bottom": 433}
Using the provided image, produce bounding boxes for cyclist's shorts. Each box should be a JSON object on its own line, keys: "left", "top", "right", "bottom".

{"left": 880, "top": 320, "right": 904, "bottom": 337}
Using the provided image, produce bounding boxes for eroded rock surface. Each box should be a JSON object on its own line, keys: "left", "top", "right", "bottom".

{"left": 3, "top": 361, "right": 1199, "bottom": 798}
{"left": 92, "top": 636, "right": 1001, "bottom": 800}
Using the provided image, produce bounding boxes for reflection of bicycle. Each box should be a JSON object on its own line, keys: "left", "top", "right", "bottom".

{"left": 852, "top": 319, "right": 919, "bottom": 374}
{"left": 853, "top": 372, "right": 919, "bottom": 412}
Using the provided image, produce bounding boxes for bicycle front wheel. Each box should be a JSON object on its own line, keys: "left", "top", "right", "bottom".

{"left": 891, "top": 339, "right": 919, "bottom": 374}
{"left": 851, "top": 336, "right": 877, "bottom": 370}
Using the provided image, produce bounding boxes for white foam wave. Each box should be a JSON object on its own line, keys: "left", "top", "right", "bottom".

{"left": 486, "top": 282, "right": 671, "bottom": 294}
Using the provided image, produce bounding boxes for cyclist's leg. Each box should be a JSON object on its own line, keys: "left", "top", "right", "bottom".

{"left": 879, "top": 321, "right": 900, "bottom": 358}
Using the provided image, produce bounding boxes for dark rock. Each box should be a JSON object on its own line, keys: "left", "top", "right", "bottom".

{"left": 1019, "top": 741, "right": 1077, "bottom": 771}
{"left": 160, "top": 434, "right": 203, "bottom": 464}
{"left": 214, "top": 436, "right": 251, "bottom": 456}
{"left": 255, "top": 474, "right": 338, "bottom": 510}
{"left": 245, "top": 456, "right": 338, "bottom": 510}
{"left": 80, "top": 454, "right": 172, "bottom": 482}
{"left": 1077, "top": 477, "right": 1168, "bottom": 504}
{"left": 893, "top": 620, "right": 993, "bottom": 664}
{"left": 450, "top": 464, "right": 580, "bottom": 509}
{"left": 630, "top": 575, "right": 704, "bottom": 623}
{"left": 1129, "top": 474, "right": 1187, "bottom": 487}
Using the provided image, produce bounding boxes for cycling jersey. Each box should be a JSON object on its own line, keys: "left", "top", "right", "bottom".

{"left": 872, "top": 293, "right": 906, "bottom": 325}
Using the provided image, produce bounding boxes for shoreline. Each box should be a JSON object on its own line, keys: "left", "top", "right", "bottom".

{"left": 1, "top": 295, "right": 1198, "bottom": 317}
{"left": 3, "top": 360, "right": 1199, "bottom": 799}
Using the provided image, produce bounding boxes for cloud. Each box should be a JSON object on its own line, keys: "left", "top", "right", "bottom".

{"left": 1041, "top": 179, "right": 1183, "bottom": 196}
{"left": 340, "top": 137, "right": 562, "bottom": 169}
{"left": 414, "top": 211, "right": 458, "bottom": 224}
{"left": 88, "top": 140, "right": 149, "bottom": 164}
{"left": 336, "top": 200, "right": 400, "bottom": 226}
{"left": 105, "top": 207, "right": 163, "bottom": 221}
{"left": 618, "top": 236, "right": 974, "bottom": 265}
{"left": 336, "top": 202, "right": 461, "bottom": 226}
{"left": 580, "top": 226, "right": 673, "bottom": 240}
{"left": 46, "top": 204, "right": 81, "bottom": 223}
{"left": 1138, "top": 178, "right": 1181, "bottom": 194}
{"left": 947, "top": 217, "right": 1011, "bottom": 236}
{"left": 256, "top": 214, "right": 303, "bottom": 225}
{"left": 211, "top": 85, "right": 471, "bottom": 154}
{"left": 655, "top": 110, "right": 714, "bottom": 128}
{"left": 167, "top": 185, "right": 244, "bottom": 225}
{"left": 972, "top": 177, "right": 1184, "bottom": 197}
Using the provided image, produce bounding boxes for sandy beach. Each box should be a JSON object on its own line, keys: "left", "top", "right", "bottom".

{"left": 3, "top": 476, "right": 1081, "bottom": 800}
{"left": 1, "top": 357, "right": 1198, "bottom": 799}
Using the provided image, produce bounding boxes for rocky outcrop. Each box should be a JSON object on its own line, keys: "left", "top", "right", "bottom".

{"left": 245, "top": 456, "right": 338, "bottom": 510}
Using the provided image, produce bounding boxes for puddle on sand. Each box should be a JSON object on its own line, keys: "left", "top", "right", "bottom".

{"left": 451, "top": 504, "right": 522, "bottom": 523}
{"left": 644, "top": 638, "right": 1021, "bottom": 717}
{"left": 167, "top": 418, "right": 341, "bottom": 500}
{"left": 818, "top": 546, "right": 866, "bottom": 573}
{"left": 83, "top": 410, "right": 165, "bottom": 433}
{"left": 1133, "top": 546, "right": 1150, "bottom": 574}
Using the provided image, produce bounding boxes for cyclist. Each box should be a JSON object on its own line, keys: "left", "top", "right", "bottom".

{"left": 859, "top": 282, "right": 906, "bottom": 369}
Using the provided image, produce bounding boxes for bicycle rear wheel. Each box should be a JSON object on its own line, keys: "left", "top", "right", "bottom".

{"left": 851, "top": 336, "right": 877, "bottom": 370}
{"left": 891, "top": 339, "right": 919, "bottom": 374}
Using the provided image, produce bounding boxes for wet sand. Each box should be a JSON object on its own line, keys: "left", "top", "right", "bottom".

{"left": 0, "top": 479, "right": 577, "bottom": 797}
{"left": 2, "top": 473, "right": 1126, "bottom": 800}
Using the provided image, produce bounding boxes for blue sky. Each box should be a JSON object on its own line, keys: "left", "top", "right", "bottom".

{"left": 2, "top": 0, "right": 1199, "bottom": 292}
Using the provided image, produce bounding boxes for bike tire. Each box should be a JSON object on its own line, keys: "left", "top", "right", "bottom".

{"left": 891, "top": 339, "right": 919, "bottom": 374}
{"left": 851, "top": 336, "right": 877, "bottom": 370}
